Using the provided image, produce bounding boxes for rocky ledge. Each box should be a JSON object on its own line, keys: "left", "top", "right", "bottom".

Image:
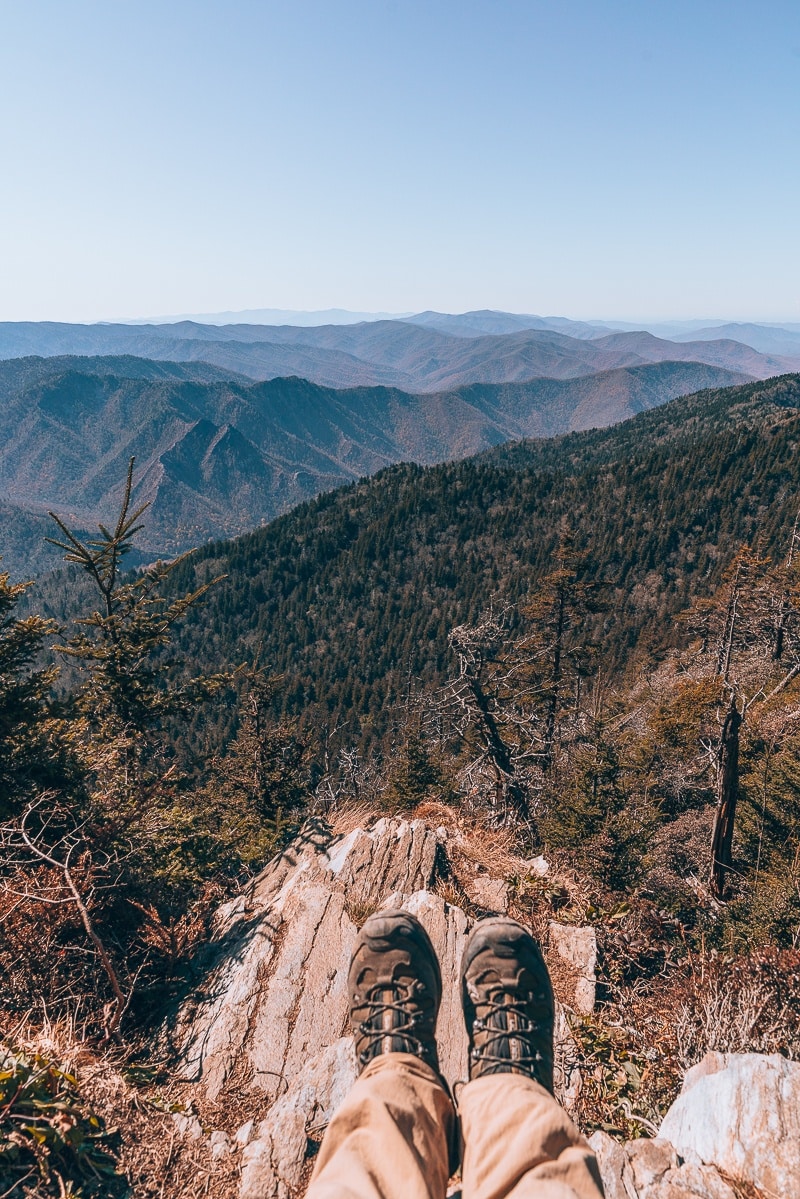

{"left": 161, "top": 817, "right": 800, "bottom": 1199}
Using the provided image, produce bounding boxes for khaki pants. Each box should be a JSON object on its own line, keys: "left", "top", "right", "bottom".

{"left": 306, "top": 1054, "right": 604, "bottom": 1199}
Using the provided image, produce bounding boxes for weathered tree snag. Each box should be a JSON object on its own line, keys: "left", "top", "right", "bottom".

{"left": 461, "top": 668, "right": 529, "bottom": 819}
{"left": 541, "top": 579, "right": 567, "bottom": 775}
{"left": 710, "top": 696, "right": 742, "bottom": 899}
{"left": 716, "top": 558, "right": 743, "bottom": 683}
{"left": 447, "top": 618, "right": 529, "bottom": 821}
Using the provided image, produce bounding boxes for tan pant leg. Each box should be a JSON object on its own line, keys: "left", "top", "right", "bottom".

{"left": 306, "top": 1052, "right": 455, "bottom": 1199}
{"left": 459, "top": 1075, "right": 604, "bottom": 1199}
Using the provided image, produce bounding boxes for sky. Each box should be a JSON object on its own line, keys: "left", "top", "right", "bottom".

{"left": 1, "top": 0, "right": 798, "bottom": 324}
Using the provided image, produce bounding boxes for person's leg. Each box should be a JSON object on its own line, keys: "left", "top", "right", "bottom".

{"left": 306, "top": 1052, "right": 454, "bottom": 1199}
{"left": 306, "top": 909, "right": 455, "bottom": 1199}
{"left": 459, "top": 1073, "right": 603, "bottom": 1199}
{"left": 459, "top": 918, "right": 604, "bottom": 1199}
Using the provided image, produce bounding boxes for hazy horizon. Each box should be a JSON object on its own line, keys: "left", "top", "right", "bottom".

{"left": 3, "top": 309, "right": 800, "bottom": 335}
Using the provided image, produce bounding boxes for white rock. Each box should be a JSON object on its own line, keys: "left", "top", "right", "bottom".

{"left": 524, "top": 855, "right": 550, "bottom": 877}
{"left": 589, "top": 1130, "right": 740, "bottom": 1199}
{"left": 625, "top": 1138, "right": 678, "bottom": 1193}
{"left": 658, "top": 1161, "right": 738, "bottom": 1198}
{"left": 553, "top": 1002, "right": 583, "bottom": 1112}
{"left": 234, "top": 1119, "right": 255, "bottom": 1146}
{"left": 240, "top": 1039, "right": 356, "bottom": 1199}
{"left": 209, "top": 1129, "right": 231, "bottom": 1160}
{"left": 588, "top": 1129, "right": 633, "bottom": 1199}
{"left": 659, "top": 1051, "right": 800, "bottom": 1198}
{"left": 172, "top": 1112, "right": 203, "bottom": 1140}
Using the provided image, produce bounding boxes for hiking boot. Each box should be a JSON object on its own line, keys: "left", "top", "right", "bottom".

{"left": 348, "top": 908, "right": 442, "bottom": 1073}
{"left": 461, "top": 916, "right": 554, "bottom": 1092}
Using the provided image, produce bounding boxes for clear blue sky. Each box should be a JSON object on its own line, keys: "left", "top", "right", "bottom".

{"left": 1, "top": 0, "right": 798, "bottom": 323}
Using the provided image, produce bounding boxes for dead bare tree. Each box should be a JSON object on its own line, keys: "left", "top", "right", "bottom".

{"left": 0, "top": 796, "right": 130, "bottom": 1040}
{"left": 710, "top": 695, "right": 742, "bottom": 899}
{"left": 314, "top": 744, "right": 386, "bottom": 811}
{"left": 693, "top": 539, "right": 800, "bottom": 898}
{"left": 444, "top": 612, "right": 530, "bottom": 821}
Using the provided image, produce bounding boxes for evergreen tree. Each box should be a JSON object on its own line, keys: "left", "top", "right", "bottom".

{"left": 0, "top": 568, "right": 69, "bottom": 818}
{"left": 0, "top": 462, "right": 234, "bottom": 1031}
{"left": 218, "top": 668, "right": 310, "bottom": 824}
{"left": 193, "top": 666, "right": 312, "bottom": 876}
{"left": 515, "top": 532, "right": 599, "bottom": 774}
{"left": 47, "top": 460, "right": 226, "bottom": 818}
{"left": 385, "top": 710, "right": 443, "bottom": 809}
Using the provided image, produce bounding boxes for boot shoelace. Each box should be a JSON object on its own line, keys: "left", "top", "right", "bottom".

{"left": 470, "top": 994, "right": 545, "bottom": 1073}
{"left": 357, "top": 983, "right": 433, "bottom": 1066}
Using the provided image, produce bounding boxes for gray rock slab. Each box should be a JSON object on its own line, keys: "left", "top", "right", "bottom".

{"left": 659, "top": 1051, "right": 800, "bottom": 1198}
{"left": 465, "top": 875, "right": 510, "bottom": 912}
{"left": 548, "top": 921, "right": 597, "bottom": 1015}
{"left": 656, "top": 1162, "right": 738, "bottom": 1199}
{"left": 589, "top": 1131, "right": 740, "bottom": 1199}
{"left": 588, "top": 1129, "right": 634, "bottom": 1199}
{"left": 240, "top": 1039, "right": 356, "bottom": 1199}
{"left": 625, "top": 1136, "right": 679, "bottom": 1194}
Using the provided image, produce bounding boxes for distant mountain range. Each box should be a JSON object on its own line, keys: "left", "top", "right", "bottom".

{"left": 4, "top": 309, "right": 800, "bottom": 578}
{"left": 0, "top": 355, "right": 749, "bottom": 575}
{"left": 1, "top": 315, "right": 797, "bottom": 392}
{"left": 114, "top": 307, "right": 800, "bottom": 349}
{"left": 126, "top": 308, "right": 413, "bottom": 327}
{"left": 672, "top": 322, "right": 800, "bottom": 357}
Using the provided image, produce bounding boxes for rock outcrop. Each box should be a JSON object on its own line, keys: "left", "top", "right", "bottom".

{"left": 658, "top": 1051, "right": 800, "bottom": 1198}
{"left": 548, "top": 921, "right": 597, "bottom": 1016}
{"left": 165, "top": 817, "right": 796, "bottom": 1199}
{"left": 164, "top": 817, "right": 581, "bottom": 1197}
{"left": 589, "top": 1049, "right": 800, "bottom": 1198}
{"left": 589, "top": 1132, "right": 744, "bottom": 1199}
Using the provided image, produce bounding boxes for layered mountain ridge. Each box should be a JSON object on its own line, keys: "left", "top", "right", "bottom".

{"left": 0, "top": 355, "right": 748, "bottom": 574}
{"left": 141, "top": 373, "right": 800, "bottom": 756}
{"left": 1, "top": 316, "right": 796, "bottom": 392}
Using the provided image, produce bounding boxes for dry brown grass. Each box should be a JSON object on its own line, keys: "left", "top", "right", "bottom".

{"left": 328, "top": 800, "right": 382, "bottom": 837}
{"left": 665, "top": 949, "right": 800, "bottom": 1068}
{"left": 2, "top": 1017, "right": 242, "bottom": 1199}
{"left": 343, "top": 895, "right": 380, "bottom": 927}
{"left": 433, "top": 877, "right": 480, "bottom": 917}
{"left": 717, "top": 1173, "right": 771, "bottom": 1199}
{"left": 87, "top": 1068, "right": 240, "bottom": 1199}
{"left": 411, "top": 800, "right": 462, "bottom": 829}
{"left": 449, "top": 821, "right": 522, "bottom": 882}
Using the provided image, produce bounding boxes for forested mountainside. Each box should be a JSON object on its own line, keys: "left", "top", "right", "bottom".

{"left": 141, "top": 374, "right": 800, "bottom": 756}
{"left": 0, "top": 355, "right": 746, "bottom": 574}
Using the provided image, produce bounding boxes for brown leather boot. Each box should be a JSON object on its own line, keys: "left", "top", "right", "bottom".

{"left": 461, "top": 916, "right": 555, "bottom": 1092}
{"left": 348, "top": 909, "right": 442, "bottom": 1074}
